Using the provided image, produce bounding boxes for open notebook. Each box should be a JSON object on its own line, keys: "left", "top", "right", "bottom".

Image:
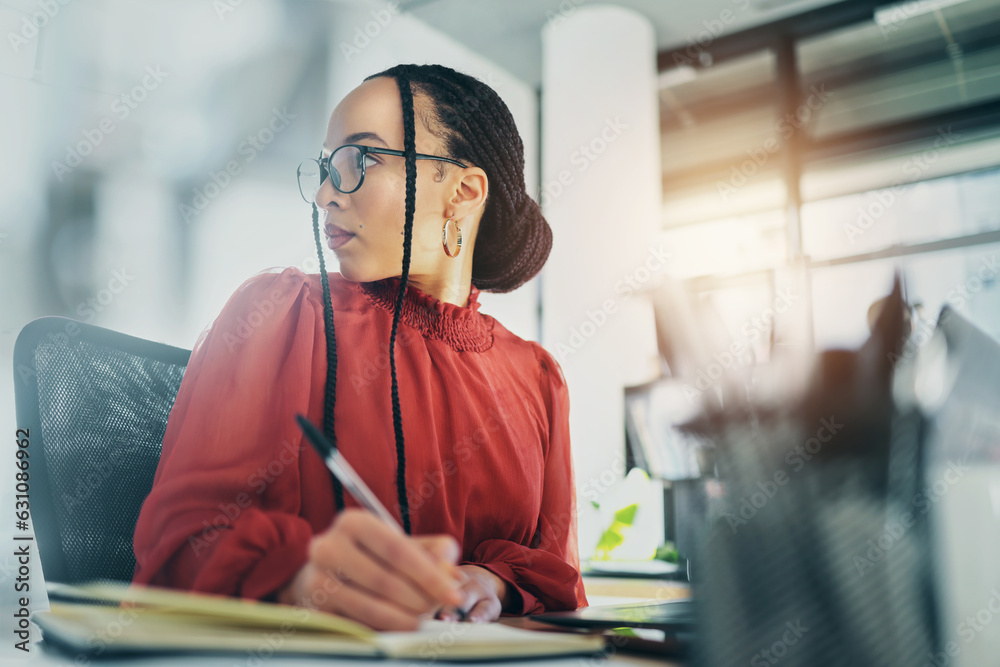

{"left": 32, "top": 580, "right": 606, "bottom": 661}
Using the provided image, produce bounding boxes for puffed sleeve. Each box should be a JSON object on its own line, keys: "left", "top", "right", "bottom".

{"left": 460, "top": 345, "right": 589, "bottom": 616}
{"left": 130, "top": 267, "right": 318, "bottom": 602}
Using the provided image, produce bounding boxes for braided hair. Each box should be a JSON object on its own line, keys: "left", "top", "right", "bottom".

{"left": 309, "top": 64, "right": 552, "bottom": 535}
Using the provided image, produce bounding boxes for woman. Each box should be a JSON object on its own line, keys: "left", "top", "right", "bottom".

{"left": 131, "top": 64, "right": 588, "bottom": 632}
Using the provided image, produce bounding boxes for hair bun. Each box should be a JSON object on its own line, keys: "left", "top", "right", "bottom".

{"left": 514, "top": 193, "right": 539, "bottom": 219}
{"left": 472, "top": 191, "right": 552, "bottom": 293}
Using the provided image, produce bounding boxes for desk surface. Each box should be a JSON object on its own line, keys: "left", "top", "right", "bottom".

{"left": 23, "top": 645, "right": 679, "bottom": 666}
{"left": 12, "top": 634, "right": 680, "bottom": 666}
{"left": 583, "top": 575, "right": 690, "bottom": 603}
{"left": 4, "top": 592, "right": 685, "bottom": 666}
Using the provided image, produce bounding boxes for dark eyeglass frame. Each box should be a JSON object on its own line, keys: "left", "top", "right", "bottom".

{"left": 298, "top": 143, "right": 468, "bottom": 200}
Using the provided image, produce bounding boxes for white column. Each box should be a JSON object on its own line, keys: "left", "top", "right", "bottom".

{"left": 541, "top": 5, "right": 663, "bottom": 559}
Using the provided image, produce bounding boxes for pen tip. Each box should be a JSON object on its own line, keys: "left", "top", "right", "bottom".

{"left": 295, "top": 413, "right": 331, "bottom": 457}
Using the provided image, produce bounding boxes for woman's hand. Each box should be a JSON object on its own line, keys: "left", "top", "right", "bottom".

{"left": 432, "top": 564, "right": 510, "bottom": 623}
{"left": 275, "top": 508, "right": 467, "bottom": 632}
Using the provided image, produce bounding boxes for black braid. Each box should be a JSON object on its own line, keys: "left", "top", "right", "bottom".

{"left": 388, "top": 73, "right": 418, "bottom": 535}
{"left": 312, "top": 202, "right": 346, "bottom": 512}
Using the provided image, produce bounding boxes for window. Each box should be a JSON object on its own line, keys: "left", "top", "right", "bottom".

{"left": 656, "top": 0, "right": 1000, "bottom": 357}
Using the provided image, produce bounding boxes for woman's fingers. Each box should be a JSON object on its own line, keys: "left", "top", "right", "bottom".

{"left": 413, "top": 535, "right": 469, "bottom": 586}
{"left": 334, "top": 538, "right": 443, "bottom": 615}
{"left": 291, "top": 561, "right": 429, "bottom": 631}
{"left": 340, "top": 517, "right": 465, "bottom": 608}
{"left": 324, "top": 575, "right": 430, "bottom": 632}
{"left": 465, "top": 597, "right": 501, "bottom": 623}
{"left": 413, "top": 534, "right": 460, "bottom": 565}
{"left": 429, "top": 566, "right": 501, "bottom": 623}
{"left": 309, "top": 511, "right": 465, "bottom": 610}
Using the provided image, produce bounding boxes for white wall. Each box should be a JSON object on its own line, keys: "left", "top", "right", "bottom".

{"left": 541, "top": 5, "right": 663, "bottom": 558}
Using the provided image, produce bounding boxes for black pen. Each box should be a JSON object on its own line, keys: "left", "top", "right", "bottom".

{"left": 294, "top": 414, "right": 468, "bottom": 622}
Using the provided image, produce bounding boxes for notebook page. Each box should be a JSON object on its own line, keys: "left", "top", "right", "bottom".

{"left": 376, "top": 619, "right": 607, "bottom": 660}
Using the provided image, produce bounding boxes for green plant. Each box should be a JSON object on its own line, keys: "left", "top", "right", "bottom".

{"left": 592, "top": 503, "right": 638, "bottom": 560}
{"left": 654, "top": 542, "right": 679, "bottom": 564}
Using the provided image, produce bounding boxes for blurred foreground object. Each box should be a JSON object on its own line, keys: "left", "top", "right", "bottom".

{"left": 685, "top": 276, "right": 958, "bottom": 666}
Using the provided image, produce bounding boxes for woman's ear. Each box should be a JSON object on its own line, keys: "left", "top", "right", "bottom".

{"left": 448, "top": 167, "right": 488, "bottom": 219}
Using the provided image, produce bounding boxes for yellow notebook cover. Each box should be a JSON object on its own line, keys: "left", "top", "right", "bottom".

{"left": 32, "top": 580, "right": 606, "bottom": 661}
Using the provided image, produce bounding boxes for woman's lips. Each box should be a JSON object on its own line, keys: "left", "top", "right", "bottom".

{"left": 325, "top": 228, "right": 355, "bottom": 250}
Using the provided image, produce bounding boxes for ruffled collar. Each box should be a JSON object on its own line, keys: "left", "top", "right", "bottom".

{"left": 358, "top": 277, "right": 494, "bottom": 352}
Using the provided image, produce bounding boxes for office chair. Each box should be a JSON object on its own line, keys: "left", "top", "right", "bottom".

{"left": 12, "top": 317, "right": 190, "bottom": 585}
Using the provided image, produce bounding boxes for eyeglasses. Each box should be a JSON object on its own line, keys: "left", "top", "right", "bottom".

{"left": 296, "top": 144, "right": 468, "bottom": 202}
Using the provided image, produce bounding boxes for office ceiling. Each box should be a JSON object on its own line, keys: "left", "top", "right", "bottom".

{"left": 403, "top": 0, "right": 846, "bottom": 86}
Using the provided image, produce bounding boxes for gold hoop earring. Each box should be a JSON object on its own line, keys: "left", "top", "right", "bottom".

{"left": 442, "top": 217, "right": 462, "bottom": 258}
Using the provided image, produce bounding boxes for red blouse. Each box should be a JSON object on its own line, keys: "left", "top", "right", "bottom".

{"left": 130, "top": 266, "right": 588, "bottom": 615}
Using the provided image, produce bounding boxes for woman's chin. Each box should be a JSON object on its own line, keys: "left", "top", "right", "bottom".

{"left": 336, "top": 264, "right": 361, "bottom": 282}
{"left": 336, "top": 262, "right": 376, "bottom": 283}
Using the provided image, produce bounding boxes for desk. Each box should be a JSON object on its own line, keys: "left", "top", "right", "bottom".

{"left": 3, "top": 589, "right": 684, "bottom": 666}
{"left": 1, "top": 577, "right": 684, "bottom": 665}
{"left": 11, "top": 631, "right": 680, "bottom": 666}
{"left": 583, "top": 574, "right": 690, "bottom": 605}
{"left": 24, "top": 648, "right": 676, "bottom": 666}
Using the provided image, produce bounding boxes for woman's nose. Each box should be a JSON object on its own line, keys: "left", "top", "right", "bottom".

{"left": 315, "top": 177, "right": 348, "bottom": 210}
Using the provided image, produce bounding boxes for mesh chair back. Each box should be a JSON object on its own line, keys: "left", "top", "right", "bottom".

{"left": 12, "top": 317, "right": 190, "bottom": 584}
